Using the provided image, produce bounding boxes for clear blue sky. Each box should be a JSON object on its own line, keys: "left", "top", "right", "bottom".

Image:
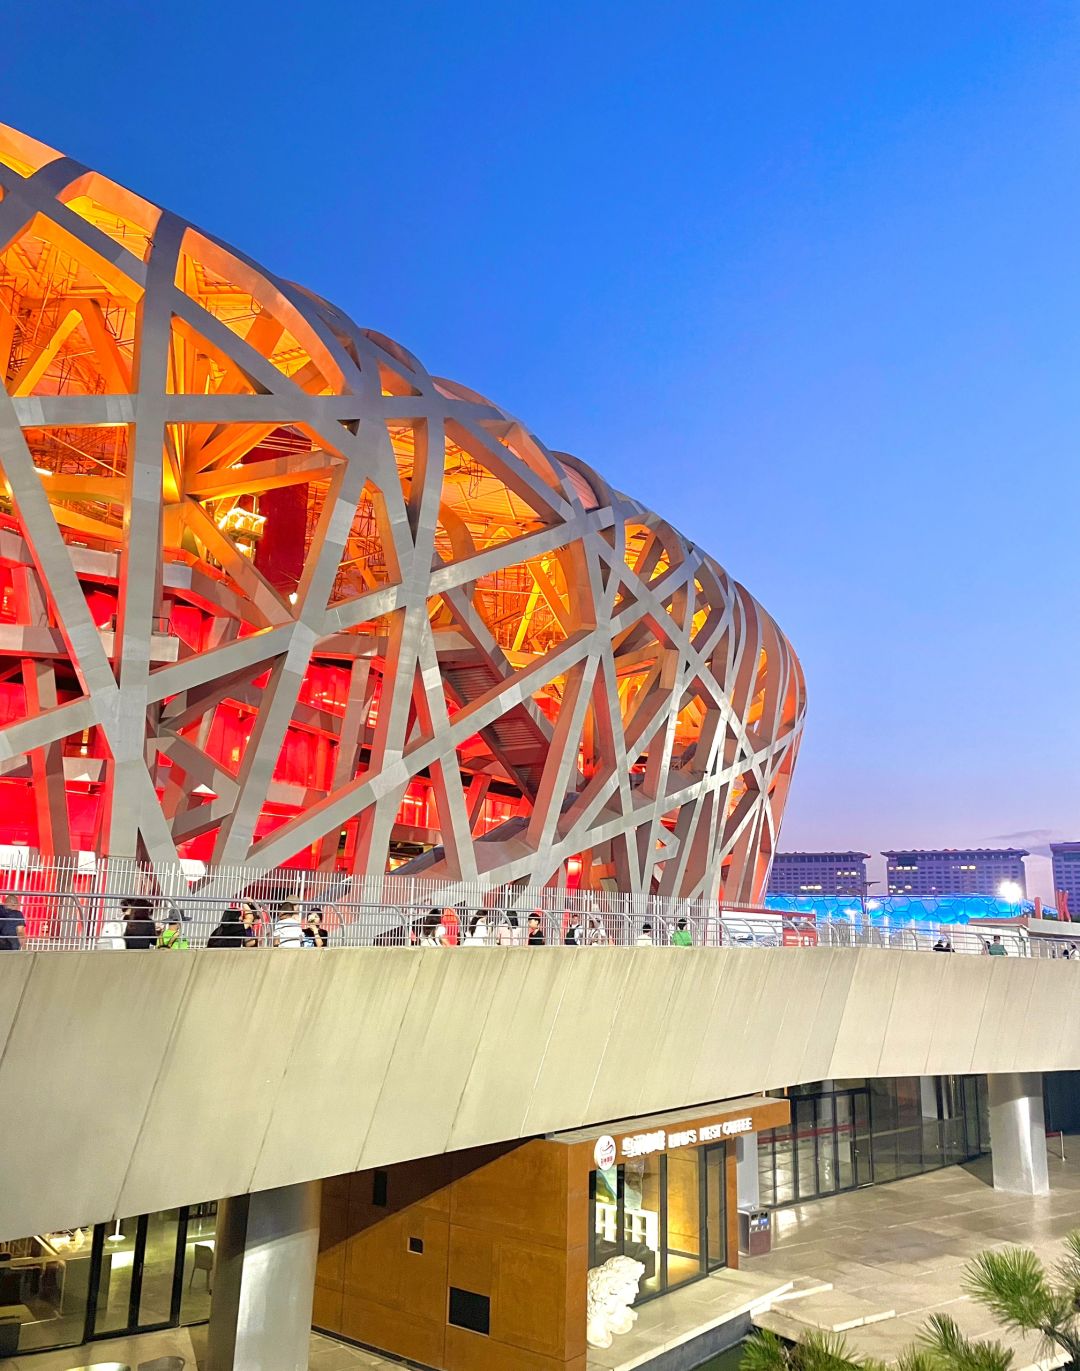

{"left": 7, "top": 1, "right": 1079, "bottom": 893}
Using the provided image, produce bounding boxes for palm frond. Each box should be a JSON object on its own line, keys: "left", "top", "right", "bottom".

{"left": 918, "top": 1312, "right": 1014, "bottom": 1371}
{"left": 1054, "top": 1230, "right": 1080, "bottom": 1307}
{"left": 894, "top": 1347, "right": 942, "bottom": 1371}
{"left": 920, "top": 1312, "right": 970, "bottom": 1359}
{"left": 963, "top": 1248, "right": 1054, "bottom": 1334}
{"left": 741, "top": 1329, "right": 793, "bottom": 1371}
{"left": 797, "top": 1329, "right": 863, "bottom": 1371}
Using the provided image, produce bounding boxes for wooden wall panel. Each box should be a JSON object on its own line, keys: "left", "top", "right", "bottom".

{"left": 315, "top": 1139, "right": 586, "bottom": 1370}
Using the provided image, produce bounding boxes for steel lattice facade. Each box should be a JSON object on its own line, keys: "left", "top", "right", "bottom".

{"left": 0, "top": 122, "right": 805, "bottom": 899}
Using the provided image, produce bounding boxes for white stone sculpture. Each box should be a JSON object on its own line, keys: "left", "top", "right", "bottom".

{"left": 586, "top": 1255, "right": 646, "bottom": 1349}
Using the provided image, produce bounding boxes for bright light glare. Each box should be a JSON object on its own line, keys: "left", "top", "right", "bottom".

{"left": 998, "top": 880, "right": 1022, "bottom": 902}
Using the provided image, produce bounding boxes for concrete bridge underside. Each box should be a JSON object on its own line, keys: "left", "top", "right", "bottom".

{"left": 1, "top": 946, "right": 1077, "bottom": 1239}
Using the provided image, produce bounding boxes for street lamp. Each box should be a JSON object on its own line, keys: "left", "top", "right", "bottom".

{"left": 859, "top": 878, "right": 883, "bottom": 940}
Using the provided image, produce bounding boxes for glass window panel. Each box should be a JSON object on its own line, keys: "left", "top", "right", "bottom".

{"left": 941, "top": 1113, "right": 966, "bottom": 1165}
{"left": 896, "top": 1126, "right": 923, "bottom": 1177}
{"left": 137, "top": 1210, "right": 180, "bottom": 1327}
{"left": 0, "top": 1228, "right": 93, "bottom": 1355}
{"left": 921, "top": 1117, "right": 944, "bottom": 1170}
{"left": 665, "top": 1150, "right": 702, "bottom": 1289}
{"left": 795, "top": 1100, "right": 817, "bottom": 1200}
{"left": 758, "top": 1133, "right": 776, "bottom": 1208}
{"left": 773, "top": 1129, "right": 795, "bottom": 1206}
{"left": 625, "top": 1157, "right": 661, "bottom": 1301}
{"left": 706, "top": 1146, "right": 726, "bottom": 1270}
{"left": 816, "top": 1097, "right": 838, "bottom": 1194}
{"left": 894, "top": 1079, "right": 922, "bottom": 1130}
{"left": 835, "top": 1094, "right": 854, "bottom": 1189}
{"left": 94, "top": 1218, "right": 139, "bottom": 1336}
{"left": 853, "top": 1091, "right": 872, "bottom": 1185}
{"left": 591, "top": 1169, "right": 622, "bottom": 1271}
{"left": 869, "top": 1079, "right": 898, "bottom": 1134}
{"left": 180, "top": 1202, "right": 217, "bottom": 1326}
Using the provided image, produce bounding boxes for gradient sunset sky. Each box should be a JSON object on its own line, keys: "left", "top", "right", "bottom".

{"left": 7, "top": 1, "right": 1079, "bottom": 895}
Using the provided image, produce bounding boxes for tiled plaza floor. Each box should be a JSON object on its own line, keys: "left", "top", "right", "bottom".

{"left": 746, "top": 1146, "right": 1080, "bottom": 1367}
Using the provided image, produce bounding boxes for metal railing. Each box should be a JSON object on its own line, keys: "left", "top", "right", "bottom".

{"left": 0, "top": 853, "right": 1050, "bottom": 955}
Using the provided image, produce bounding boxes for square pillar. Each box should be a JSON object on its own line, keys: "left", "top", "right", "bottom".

{"left": 208, "top": 1179, "right": 322, "bottom": 1371}
{"left": 988, "top": 1073, "right": 1049, "bottom": 1196}
{"left": 736, "top": 1133, "right": 760, "bottom": 1210}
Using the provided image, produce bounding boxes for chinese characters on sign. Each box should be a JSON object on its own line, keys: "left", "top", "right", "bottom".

{"left": 618, "top": 1116, "right": 753, "bottom": 1159}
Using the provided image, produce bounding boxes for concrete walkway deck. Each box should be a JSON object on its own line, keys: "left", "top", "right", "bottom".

{"left": 747, "top": 1146, "right": 1080, "bottom": 1368}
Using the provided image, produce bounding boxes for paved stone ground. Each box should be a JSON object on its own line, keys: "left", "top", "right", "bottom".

{"left": 746, "top": 1147, "right": 1080, "bottom": 1368}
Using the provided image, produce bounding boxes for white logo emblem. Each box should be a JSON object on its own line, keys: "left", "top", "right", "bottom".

{"left": 594, "top": 1134, "right": 617, "bottom": 1170}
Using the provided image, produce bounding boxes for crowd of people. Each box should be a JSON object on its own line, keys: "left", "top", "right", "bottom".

{"left": 374, "top": 908, "right": 701, "bottom": 948}
{"left": 124, "top": 898, "right": 335, "bottom": 950}
{"left": 0, "top": 892, "right": 705, "bottom": 951}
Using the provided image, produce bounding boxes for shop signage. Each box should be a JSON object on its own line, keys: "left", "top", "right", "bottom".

{"left": 593, "top": 1135, "right": 617, "bottom": 1169}
{"left": 617, "top": 1114, "right": 755, "bottom": 1160}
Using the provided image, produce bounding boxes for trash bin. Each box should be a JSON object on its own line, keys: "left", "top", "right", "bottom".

{"left": 738, "top": 1207, "right": 771, "bottom": 1256}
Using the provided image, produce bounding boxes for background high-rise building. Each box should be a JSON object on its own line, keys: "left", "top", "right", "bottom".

{"left": 1050, "top": 842, "right": 1080, "bottom": 915}
{"left": 768, "top": 851, "right": 870, "bottom": 897}
{"left": 883, "top": 849, "right": 1028, "bottom": 898}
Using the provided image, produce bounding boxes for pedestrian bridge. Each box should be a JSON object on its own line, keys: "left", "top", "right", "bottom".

{"left": 1, "top": 944, "right": 1077, "bottom": 1240}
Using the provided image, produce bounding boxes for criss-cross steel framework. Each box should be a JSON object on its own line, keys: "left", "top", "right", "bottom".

{"left": 0, "top": 122, "right": 805, "bottom": 899}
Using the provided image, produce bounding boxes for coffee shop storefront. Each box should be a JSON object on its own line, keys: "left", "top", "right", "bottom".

{"left": 314, "top": 1094, "right": 790, "bottom": 1371}
{"left": 558, "top": 1093, "right": 791, "bottom": 1303}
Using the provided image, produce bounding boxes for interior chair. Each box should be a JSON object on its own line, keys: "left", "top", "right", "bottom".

{"left": 187, "top": 1243, "right": 213, "bottom": 1292}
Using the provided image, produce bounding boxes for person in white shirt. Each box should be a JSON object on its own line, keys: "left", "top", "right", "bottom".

{"left": 586, "top": 916, "right": 608, "bottom": 946}
{"left": 635, "top": 922, "right": 654, "bottom": 946}
{"left": 496, "top": 910, "right": 524, "bottom": 946}
{"left": 463, "top": 910, "right": 491, "bottom": 946}
{"left": 274, "top": 901, "right": 304, "bottom": 949}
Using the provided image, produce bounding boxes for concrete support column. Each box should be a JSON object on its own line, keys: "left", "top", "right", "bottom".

{"left": 736, "top": 1133, "right": 760, "bottom": 1209}
{"left": 208, "top": 1179, "right": 322, "bottom": 1371}
{"left": 988, "top": 1073, "right": 1049, "bottom": 1196}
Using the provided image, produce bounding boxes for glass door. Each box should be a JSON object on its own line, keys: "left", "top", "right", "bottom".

{"left": 704, "top": 1144, "right": 727, "bottom": 1271}
{"left": 852, "top": 1088, "right": 873, "bottom": 1187}
{"left": 663, "top": 1151, "right": 702, "bottom": 1290}
{"left": 835, "top": 1093, "right": 855, "bottom": 1190}
{"left": 136, "top": 1211, "right": 182, "bottom": 1327}
{"left": 795, "top": 1097, "right": 817, "bottom": 1199}
{"left": 89, "top": 1210, "right": 185, "bottom": 1340}
{"left": 815, "top": 1096, "right": 839, "bottom": 1196}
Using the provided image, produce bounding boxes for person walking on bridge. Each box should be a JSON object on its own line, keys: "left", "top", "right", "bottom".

{"left": 671, "top": 918, "right": 693, "bottom": 947}
{"left": 123, "top": 899, "right": 157, "bottom": 950}
{"left": 0, "top": 894, "right": 25, "bottom": 951}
